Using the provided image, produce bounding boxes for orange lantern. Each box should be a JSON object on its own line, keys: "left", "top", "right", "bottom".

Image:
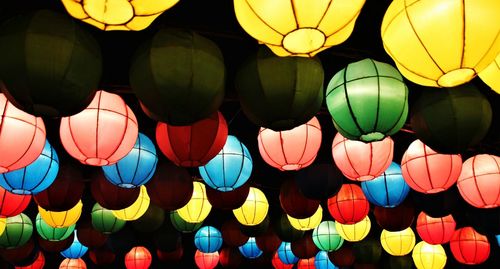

{"left": 59, "top": 258, "right": 87, "bottom": 269}
{"left": 327, "top": 184, "right": 370, "bottom": 224}
{"left": 125, "top": 246, "right": 152, "bottom": 269}
{"left": 450, "top": 227, "right": 490, "bottom": 265}
{"left": 416, "top": 212, "right": 456, "bottom": 245}
{"left": 195, "top": 250, "right": 219, "bottom": 269}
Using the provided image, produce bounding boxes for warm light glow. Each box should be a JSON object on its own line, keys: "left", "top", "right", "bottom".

{"left": 479, "top": 54, "right": 500, "bottom": 93}
{"left": 38, "top": 200, "right": 82, "bottom": 228}
{"left": 0, "top": 218, "right": 5, "bottom": 237}
{"left": 287, "top": 205, "right": 323, "bottom": 231}
{"left": 177, "top": 182, "right": 212, "bottom": 223}
{"left": 416, "top": 212, "right": 456, "bottom": 245}
{"left": 125, "top": 246, "right": 152, "bottom": 269}
{"left": 327, "top": 184, "right": 370, "bottom": 224}
{"left": 112, "top": 186, "right": 150, "bottom": 221}
{"left": 380, "top": 228, "right": 416, "bottom": 256}
{"left": 450, "top": 227, "right": 490, "bottom": 265}
{"left": 233, "top": 187, "right": 269, "bottom": 226}
{"left": 194, "top": 250, "right": 219, "bottom": 269}
{"left": 335, "top": 216, "right": 371, "bottom": 242}
{"left": 59, "top": 258, "right": 87, "bottom": 269}
{"left": 412, "top": 241, "right": 447, "bottom": 269}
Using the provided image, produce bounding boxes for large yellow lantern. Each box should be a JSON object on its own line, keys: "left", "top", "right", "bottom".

{"left": 234, "top": 0, "right": 366, "bottom": 57}
{"left": 287, "top": 205, "right": 323, "bottom": 231}
{"left": 38, "top": 200, "right": 82, "bottom": 228}
{"left": 381, "top": 0, "right": 500, "bottom": 87}
{"left": 412, "top": 241, "right": 447, "bottom": 269}
{"left": 177, "top": 181, "right": 212, "bottom": 223}
{"left": 335, "top": 215, "right": 371, "bottom": 242}
{"left": 112, "top": 185, "right": 150, "bottom": 221}
{"left": 61, "top": 0, "right": 180, "bottom": 31}
{"left": 380, "top": 227, "right": 416, "bottom": 256}
{"left": 479, "top": 54, "right": 500, "bottom": 94}
{"left": 233, "top": 187, "right": 268, "bottom": 226}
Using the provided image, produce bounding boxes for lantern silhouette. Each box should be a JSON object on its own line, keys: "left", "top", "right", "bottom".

{"left": 329, "top": 244, "right": 355, "bottom": 267}
{"left": 416, "top": 212, "right": 456, "bottom": 245}
{"left": 156, "top": 111, "right": 228, "bottom": 167}
{"left": 450, "top": 227, "right": 490, "bottom": 265}
{"left": 233, "top": 187, "right": 269, "bottom": 226}
{"left": 0, "top": 213, "right": 32, "bottom": 248}
{"left": 312, "top": 221, "right": 344, "bottom": 251}
{"left": 38, "top": 233, "right": 74, "bottom": 253}
{"left": 38, "top": 200, "right": 82, "bottom": 228}
{"left": 35, "top": 214, "right": 75, "bottom": 241}
{"left": 206, "top": 183, "right": 250, "bottom": 210}
{"left": 153, "top": 222, "right": 181, "bottom": 252}
{"left": 61, "top": 232, "right": 88, "bottom": 259}
{"left": 76, "top": 222, "right": 107, "bottom": 249}
{"left": 60, "top": 90, "right": 138, "bottom": 166}
{"left": 0, "top": 237, "right": 36, "bottom": 265}
{"left": 332, "top": 133, "right": 394, "bottom": 181}
{"left": 361, "top": 162, "right": 410, "bottom": 208}
{"left": 89, "top": 246, "right": 115, "bottom": 266}
{"left": 291, "top": 233, "right": 319, "bottom": 259}
{"left": 157, "top": 247, "right": 183, "bottom": 263}
{"left": 221, "top": 219, "right": 248, "bottom": 247}
{"left": 16, "top": 251, "right": 45, "bottom": 269}
{"left": 380, "top": 228, "right": 416, "bottom": 256}
{"left": 277, "top": 242, "right": 299, "bottom": 265}
{"left": 146, "top": 162, "right": 193, "bottom": 211}
{"left": 177, "top": 181, "right": 212, "bottom": 223}
{"left": 91, "top": 172, "right": 140, "bottom": 210}
{"left": 125, "top": 246, "right": 152, "bottom": 269}
{"left": 256, "top": 227, "right": 281, "bottom": 253}
{"left": 381, "top": 0, "right": 500, "bottom": 87}
{"left": 195, "top": 250, "right": 219, "bottom": 269}
{"left": 219, "top": 247, "right": 243, "bottom": 268}
{"left": 239, "top": 237, "right": 263, "bottom": 259}
{"left": 315, "top": 251, "right": 338, "bottom": 269}
{"left": 195, "top": 226, "right": 223, "bottom": 253}
{"left": 130, "top": 203, "right": 165, "bottom": 233}
{"left": 112, "top": 185, "right": 150, "bottom": 221}
{"left": 280, "top": 179, "right": 320, "bottom": 219}
{"left": 479, "top": 54, "right": 500, "bottom": 93}
{"left": 457, "top": 154, "right": 500, "bottom": 208}
{"left": 374, "top": 201, "right": 415, "bottom": 232}
{"left": 91, "top": 203, "right": 125, "bottom": 234}
{"left": 412, "top": 241, "right": 447, "bottom": 269}
{"left": 241, "top": 215, "right": 270, "bottom": 238}
{"left": 199, "top": 135, "right": 252, "bottom": 191}
{"left": 287, "top": 206, "right": 323, "bottom": 231}
{"left": 353, "top": 238, "right": 382, "bottom": 264}
{"left": 59, "top": 258, "right": 86, "bottom": 269}
{"left": 258, "top": 117, "right": 322, "bottom": 171}
{"left": 335, "top": 216, "right": 371, "bottom": 242}
{"left": 297, "top": 257, "right": 315, "bottom": 269}
{"left": 327, "top": 184, "right": 370, "bottom": 224}
{"left": 272, "top": 252, "right": 294, "bottom": 269}
{"left": 273, "top": 214, "right": 305, "bottom": 243}
{"left": 234, "top": 0, "right": 366, "bottom": 57}
{"left": 170, "top": 211, "right": 203, "bottom": 233}
{"left": 0, "top": 186, "right": 31, "bottom": 217}
{"left": 295, "top": 164, "right": 344, "bottom": 200}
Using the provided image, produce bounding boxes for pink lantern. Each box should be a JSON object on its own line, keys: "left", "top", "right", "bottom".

{"left": 331, "top": 132, "right": 393, "bottom": 181}
{"left": 258, "top": 117, "right": 322, "bottom": 171}
{"left": 401, "top": 139, "right": 462, "bottom": 194}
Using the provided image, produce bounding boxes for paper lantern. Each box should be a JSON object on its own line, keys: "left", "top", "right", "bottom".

{"left": 91, "top": 203, "right": 125, "bottom": 234}
{"left": 76, "top": 221, "right": 107, "bottom": 248}
{"left": 380, "top": 228, "right": 416, "bottom": 256}
{"left": 374, "top": 200, "right": 415, "bottom": 231}
{"left": 235, "top": 47, "right": 324, "bottom": 131}
{"left": 234, "top": 0, "right": 366, "bottom": 57}
{"left": 353, "top": 238, "right": 382, "bottom": 264}
{"left": 0, "top": 186, "right": 31, "bottom": 217}
{"left": 332, "top": 133, "right": 394, "bottom": 181}
{"left": 89, "top": 246, "right": 115, "bottom": 266}
{"left": 219, "top": 247, "right": 243, "bottom": 268}
{"left": 280, "top": 179, "right": 320, "bottom": 219}
{"left": 233, "top": 187, "right": 269, "bottom": 226}
{"left": 38, "top": 200, "right": 82, "bottom": 228}
{"left": 412, "top": 241, "right": 447, "bottom": 269}
{"left": 312, "top": 221, "right": 344, "bottom": 251}
{"left": 335, "top": 216, "right": 371, "bottom": 242}
{"left": 220, "top": 219, "right": 248, "bottom": 247}
{"left": 287, "top": 206, "right": 323, "bottom": 231}
{"left": 457, "top": 154, "right": 500, "bottom": 208}
{"left": 361, "top": 162, "right": 410, "bottom": 207}
{"left": 199, "top": 135, "right": 252, "bottom": 192}
{"left": 273, "top": 214, "right": 305, "bottom": 242}
{"left": 291, "top": 233, "right": 319, "bottom": 259}
{"left": 61, "top": 232, "right": 88, "bottom": 259}
{"left": 59, "top": 258, "right": 86, "bottom": 269}
{"left": 15, "top": 251, "right": 45, "bottom": 269}
{"left": 272, "top": 252, "right": 294, "bottom": 269}
{"left": 329, "top": 244, "right": 355, "bottom": 267}
{"left": 112, "top": 185, "right": 150, "bottom": 221}
{"left": 258, "top": 117, "right": 322, "bottom": 171}
{"left": 91, "top": 172, "right": 140, "bottom": 210}
{"left": 194, "top": 250, "right": 219, "bottom": 269}
{"left": 256, "top": 227, "right": 281, "bottom": 253}
{"left": 239, "top": 237, "right": 263, "bottom": 259}
{"left": 60, "top": 90, "right": 138, "bottom": 166}
{"left": 35, "top": 214, "right": 75, "bottom": 241}
{"left": 125, "top": 246, "right": 152, "bottom": 269}
{"left": 195, "top": 226, "right": 223, "bottom": 253}
{"left": 0, "top": 217, "right": 5, "bottom": 236}
{"left": 315, "top": 251, "right": 338, "bottom": 269}
{"left": 327, "top": 184, "right": 370, "bottom": 224}
{"left": 38, "top": 233, "right": 74, "bottom": 253}
{"left": 416, "top": 212, "right": 456, "bottom": 245}
{"left": 450, "top": 227, "right": 490, "bottom": 265}
{"left": 479, "top": 54, "right": 500, "bottom": 93}
{"left": 0, "top": 213, "right": 32, "bottom": 248}
{"left": 0, "top": 238, "right": 36, "bottom": 265}
{"left": 146, "top": 162, "right": 193, "bottom": 211}
{"left": 277, "top": 242, "right": 299, "bottom": 265}
{"left": 170, "top": 211, "right": 203, "bottom": 233}
{"left": 156, "top": 111, "right": 228, "bottom": 167}
{"left": 177, "top": 181, "right": 212, "bottom": 223}
{"left": 297, "top": 257, "right": 315, "bottom": 269}
{"left": 206, "top": 183, "right": 250, "bottom": 210}
{"left": 381, "top": 0, "right": 500, "bottom": 87}
{"left": 130, "top": 203, "right": 165, "bottom": 233}
{"left": 295, "top": 164, "right": 344, "bottom": 200}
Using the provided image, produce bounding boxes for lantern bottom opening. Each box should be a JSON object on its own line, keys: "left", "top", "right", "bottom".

{"left": 84, "top": 158, "right": 110, "bottom": 166}
{"left": 437, "top": 68, "right": 475, "bottom": 87}
{"left": 283, "top": 28, "right": 325, "bottom": 55}
{"left": 360, "top": 132, "right": 385, "bottom": 142}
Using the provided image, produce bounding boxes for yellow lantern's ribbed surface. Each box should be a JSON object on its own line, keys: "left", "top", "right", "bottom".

{"left": 0, "top": 218, "right": 5, "bottom": 236}
{"left": 287, "top": 205, "right": 322, "bottom": 231}
{"left": 177, "top": 182, "right": 212, "bottom": 224}
{"left": 412, "top": 241, "right": 447, "bottom": 269}
{"left": 381, "top": 227, "right": 416, "bottom": 256}
{"left": 233, "top": 187, "right": 269, "bottom": 226}
{"left": 479, "top": 54, "right": 500, "bottom": 94}
{"left": 112, "top": 185, "right": 150, "bottom": 221}
{"left": 381, "top": 0, "right": 500, "bottom": 87}
{"left": 61, "top": 0, "right": 180, "bottom": 31}
{"left": 38, "top": 200, "right": 82, "bottom": 228}
{"left": 234, "top": 0, "right": 366, "bottom": 57}
{"left": 335, "top": 215, "right": 371, "bottom": 242}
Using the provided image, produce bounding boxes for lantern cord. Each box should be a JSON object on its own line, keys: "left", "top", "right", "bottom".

{"left": 228, "top": 108, "right": 242, "bottom": 126}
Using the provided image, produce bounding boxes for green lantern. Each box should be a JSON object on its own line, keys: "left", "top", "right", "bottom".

{"left": 170, "top": 211, "right": 203, "bottom": 233}
{"left": 0, "top": 213, "right": 33, "bottom": 248}
{"left": 35, "top": 213, "right": 74, "bottom": 241}
{"left": 235, "top": 47, "right": 324, "bottom": 131}
{"left": 0, "top": 9, "right": 101, "bottom": 117}
{"left": 312, "top": 221, "right": 344, "bottom": 251}
{"left": 91, "top": 203, "right": 126, "bottom": 235}
{"left": 130, "top": 28, "right": 225, "bottom": 125}
{"left": 326, "top": 58, "right": 408, "bottom": 142}
{"left": 131, "top": 203, "right": 165, "bottom": 233}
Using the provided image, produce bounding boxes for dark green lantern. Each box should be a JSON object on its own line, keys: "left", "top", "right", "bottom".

{"left": 131, "top": 203, "right": 165, "bottom": 233}
{"left": 170, "top": 211, "right": 203, "bottom": 233}
{"left": 130, "top": 28, "right": 225, "bottom": 125}
{"left": 35, "top": 213, "right": 74, "bottom": 241}
{"left": 91, "top": 203, "right": 126, "bottom": 235}
{"left": 235, "top": 47, "right": 324, "bottom": 131}
{"left": 312, "top": 221, "right": 344, "bottom": 252}
{"left": 326, "top": 58, "right": 408, "bottom": 142}
{"left": 0, "top": 213, "right": 33, "bottom": 248}
{"left": 0, "top": 9, "right": 101, "bottom": 117}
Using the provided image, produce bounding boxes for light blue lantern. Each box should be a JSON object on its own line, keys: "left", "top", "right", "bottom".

{"left": 194, "top": 226, "right": 223, "bottom": 253}
{"left": 0, "top": 140, "right": 58, "bottom": 194}
{"left": 496, "top": 234, "right": 500, "bottom": 246}
{"left": 102, "top": 133, "right": 157, "bottom": 188}
{"left": 315, "top": 251, "right": 339, "bottom": 269}
{"left": 60, "top": 231, "right": 88, "bottom": 259}
{"left": 277, "top": 241, "right": 298, "bottom": 265}
{"left": 199, "top": 135, "right": 252, "bottom": 192}
{"left": 238, "top": 237, "right": 262, "bottom": 259}
{"left": 361, "top": 162, "right": 409, "bottom": 208}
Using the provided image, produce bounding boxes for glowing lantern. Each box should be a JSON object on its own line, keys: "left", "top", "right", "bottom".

{"left": 380, "top": 228, "right": 416, "bottom": 256}
{"left": 287, "top": 206, "right": 323, "bottom": 231}
{"left": 277, "top": 242, "right": 299, "bottom": 265}
{"left": 335, "top": 216, "right": 371, "bottom": 242}
{"left": 479, "top": 54, "right": 500, "bottom": 93}
{"left": 233, "top": 187, "right": 269, "bottom": 226}
{"left": 177, "top": 181, "right": 212, "bottom": 223}
{"left": 60, "top": 90, "right": 138, "bottom": 166}
{"left": 91, "top": 203, "right": 126, "bottom": 234}
{"left": 38, "top": 200, "right": 82, "bottom": 228}
{"left": 195, "top": 226, "right": 223, "bottom": 253}
{"left": 170, "top": 211, "right": 203, "bottom": 233}
{"left": 61, "top": 232, "right": 88, "bottom": 259}
{"left": 315, "top": 251, "right": 338, "bottom": 269}
{"left": 199, "top": 135, "right": 252, "bottom": 192}
{"left": 16, "top": 251, "right": 45, "bottom": 269}
{"left": 295, "top": 164, "right": 344, "bottom": 200}
{"left": 332, "top": 133, "right": 394, "bottom": 181}
{"left": 272, "top": 252, "right": 294, "bottom": 269}
{"left": 0, "top": 213, "right": 32, "bottom": 248}
{"left": 35, "top": 214, "right": 75, "bottom": 241}
{"left": 327, "top": 184, "right": 370, "bottom": 224}
{"left": 280, "top": 179, "right": 320, "bottom": 219}
{"left": 239, "top": 237, "right": 263, "bottom": 259}
{"left": 450, "top": 227, "right": 490, "bottom": 265}
{"left": 361, "top": 162, "right": 410, "bottom": 208}
{"left": 0, "top": 218, "right": 5, "bottom": 235}
{"left": 125, "top": 246, "right": 152, "bottom": 269}
{"left": 457, "top": 154, "right": 500, "bottom": 208}
{"left": 146, "top": 163, "right": 193, "bottom": 211}
{"left": 112, "top": 185, "right": 150, "bottom": 221}
{"left": 221, "top": 219, "right": 249, "bottom": 247}
{"left": 312, "top": 221, "right": 344, "bottom": 251}
{"left": 297, "top": 257, "right": 315, "bottom": 269}
{"left": 0, "top": 186, "right": 31, "bottom": 217}
{"left": 59, "top": 258, "right": 86, "bottom": 269}
{"left": 91, "top": 173, "right": 140, "bottom": 210}
{"left": 258, "top": 117, "right": 321, "bottom": 171}
{"left": 412, "top": 241, "right": 447, "bottom": 269}
{"left": 194, "top": 250, "right": 219, "bottom": 269}
{"left": 416, "top": 212, "right": 456, "bottom": 245}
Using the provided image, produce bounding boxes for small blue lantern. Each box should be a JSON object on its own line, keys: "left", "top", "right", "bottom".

{"left": 361, "top": 162, "right": 409, "bottom": 208}
{"left": 277, "top": 241, "right": 298, "bottom": 265}
{"left": 0, "top": 140, "right": 58, "bottom": 194}
{"left": 102, "top": 133, "right": 157, "bottom": 188}
{"left": 60, "top": 231, "right": 88, "bottom": 259}
{"left": 199, "top": 135, "right": 252, "bottom": 192}
{"left": 496, "top": 234, "right": 500, "bottom": 247}
{"left": 238, "top": 237, "right": 262, "bottom": 259}
{"left": 315, "top": 251, "right": 339, "bottom": 269}
{"left": 194, "top": 226, "right": 223, "bottom": 253}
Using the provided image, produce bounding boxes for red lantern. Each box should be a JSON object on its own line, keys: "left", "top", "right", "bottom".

{"left": 195, "top": 250, "right": 219, "bottom": 269}
{"left": 256, "top": 227, "right": 282, "bottom": 253}
{"left": 332, "top": 133, "right": 393, "bottom": 181}
{"left": 416, "top": 212, "right": 456, "bottom": 245}
{"left": 15, "top": 251, "right": 45, "bottom": 269}
{"left": 450, "top": 227, "right": 490, "bottom": 265}
{"left": 0, "top": 186, "right": 31, "bottom": 217}
{"left": 280, "top": 179, "right": 320, "bottom": 219}
{"left": 221, "top": 219, "right": 249, "bottom": 247}
{"left": 206, "top": 183, "right": 250, "bottom": 210}
{"left": 219, "top": 247, "right": 243, "bottom": 268}
{"left": 297, "top": 257, "right": 315, "bottom": 269}
{"left": 89, "top": 246, "right": 116, "bottom": 266}
{"left": 0, "top": 94, "right": 46, "bottom": 173}
{"left": 59, "top": 258, "right": 87, "bottom": 269}
{"left": 329, "top": 244, "right": 355, "bottom": 267}
{"left": 272, "top": 252, "right": 293, "bottom": 269}
{"left": 457, "top": 154, "right": 500, "bottom": 208}
{"left": 60, "top": 90, "right": 138, "bottom": 166}
{"left": 258, "top": 117, "right": 322, "bottom": 171}
{"left": 291, "top": 233, "right": 319, "bottom": 259}
{"left": 125, "top": 246, "right": 152, "bottom": 269}
{"left": 91, "top": 173, "right": 140, "bottom": 210}
{"left": 157, "top": 247, "right": 183, "bottom": 262}
{"left": 401, "top": 139, "right": 462, "bottom": 194}
{"left": 156, "top": 111, "right": 228, "bottom": 167}
{"left": 327, "top": 184, "right": 370, "bottom": 224}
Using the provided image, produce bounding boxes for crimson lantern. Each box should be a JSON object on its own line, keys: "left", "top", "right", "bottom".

{"left": 0, "top": 186, "right": 31, "bottom": 217}
{"left": 91, "top": 173, "right": 140, "bottom": 210}
{"left": 195, "top": 250, "right": 219, "bottom": 269}
{"left": 327, "top": 184, "right": 370, "bottom": 224}
{"left": 272, "top": 251, "right": 293, "bottom": 269}
{"left": 125, "top": 246, "right": 152, "bottom": 269}
{"left": 280, "top": 179, "right": 320, "bottom": 219}
{"left": 15, "top": 251, "right": 45, "bottom": 269}
{"left": 416, "top": 212, "right": 456, "bottom": 245}
{"left": 297, "top": 257, "right": 315, "bottom": 269}
{"left": 60, "top": 90, "right": 138, "bottom": 166}
{"left": 450, "top": 227, "right": 490, "bottom": 265}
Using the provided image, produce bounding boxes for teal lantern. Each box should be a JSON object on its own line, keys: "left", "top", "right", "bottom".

{"left": 91, "top": 203, "right": 126, "bottom": 235}
{"left": 36, "top": 213, "right": 75, "bottom": 241}
{"left": 326, "top": 58, "right": 408, "bottom": 142}
{"left": 0, "top": 213, "right": 33, "bottom": 248}
{"left": 312, "top": 221, "right": 344, "bottom": 252}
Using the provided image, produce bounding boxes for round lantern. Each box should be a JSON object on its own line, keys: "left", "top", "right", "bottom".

{"left": 206, "top": 183, "right": 250, "bottom": 210}
{"left": 194, "top": 250, "right": 219, "bottom": 269}
{"left": 170, "top": 211, "right": 203, "bottom": 233}
{"left": 146, "top": 162, "right": 193, "bottom": 211}
{"left": 35, "top": 214, "right": 75, "bottom": 241}
{"left": 361, "top": 162, "right": 410, "bottom": 208}
{"left": 380, "top": 228, "right": 416, "bottom": 256}
{"left": 0, "top": 139, "right": 59, "bottom": 195}
{"left": 295, "top": 164, "right": 344, "bottom": 200}
{"left": 219, "top": 247, "right": 243, "bottom": 268}
{"left": 0, "top": 213, "right": 32, "bottom": 248}
{"left": 60, "top": 90, "right": 138, "bottom": 166}
{"left": 374, "top": 200, "right": 415, "bottom": 232}
{"left": 416, "top": 212, "right": 456, "bottom": 245}
{"left": 239, "top": 237, "right": 263, "bottom": 259}
{"left": 38, "top": 200, "right": 82, "bottom": 228}
{"left": 457, "top": 154, "right": 500, "bottom": 208}
{"left": 89, "top": 246, "right": 116, "bottom": 266}
{"left": 273, "top": 214, "right": 305, "bottom": 242}
{"left": 0, "top": 238, "right": 36, "bottom": 265}
{"left": 280, "top": 179, "right": 320, "bottom": 219}
{"left": 112, "top": 185, "right": 150, "bottom": 221}
{"left": 329, "top": 244, "right": 355, "bottom": 267}
{"left": 91, "top": 172, "right": 140, "bottom": 210}
{"left": 287, "top": 206, "right": 323, "bottom": 231}
{"left": 38, "top": 233, "right": 74, "bottom": 253}
{"left": 327, "top": 184, "right": 370, "bottom": 224}
{"left": 277, "top": 242, "right": 299, "bottom": 265}
{"left": 332, "top": 133, "right": 394, "bottom": 181}
{"left": 315, "top": 251, "right": 338, "bottom": 269}
{"left": 221, "top": 219, "right": 249, "bottom": 247}
{"left": 61, "top": 232, "right": 88, "bottom": 259}
{"left": 16, "top": 251, "right": 45, "bottom": 269}
{"left": 76, "top": 221, "right": 108, "bottom": 248}
{"left": 450, "top": 227, "right": 490, "bottom": 265}
{"left": 291, "top": 233, "right": 319, "bottom": 259}
{"left": 195, "top": 226, "right": 223, "bottom": 253}
{"left": 256, "top": 226, "right": 282, "bottom": 253}
{"left": 235, "top": 47, "right": 324, "bottom": 131}
{"left": 234, "top": 0, "right": 366, "bottom": 57}
{"left": 199, "top": 135, "right": 252, "bottom": 191}
{"left": 381, "top": 0, "right": 500, "bottom": 87}
{"left": 258, "top": 116, "right": 322, "bottom": 171}
{"left": 177, "top": 181, "right": 212, "bottom": 223}
{"left": 479, "top": 54, "right": 500, "bottom": 93}
{"left": 412, "top": 241, "right": 447, "bottom": 269}
{"left": 272, "top": 251, "right": 294, "bottom": 269}
{"left": 91, "top": 203, "right": 126, "bottom": 234}
{"left": 0, "top": 186, "right": 31, "bottom": 217}
{"left": 297, "top": 257, "right": 315, "bottom": 269}
{"left": 102, "top": 133, "right": 157, "bottom": 188}
{"left": 233, "top": 187, "right": 269, "bottom": 226}
{"left": 59, "top": 258, "right": 86, "bottom": 269}
{"left": 312, "top": 221, "right": 344, "bottom": 251}
{"left": 125, "top": 246, "right": 152, "bottom": 269}
{"left": 335, "top": 216, "right": 371, "bottom": 242}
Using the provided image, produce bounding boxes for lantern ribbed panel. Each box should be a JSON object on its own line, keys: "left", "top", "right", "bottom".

{"left": 412, "top": 241, "right": 447, "bottom": 269}
{"left": 297, "top": 257, "right": 315, "bottom": 269}
{"left": 59, "top": 258, "right": 87, "bottom": 269}
{"left": 35, "top": 214, "right": 75, "bottom": 241}
{"left": 450, "top": 227, "right": 490, "bottom": 265}
{"left": 361, "top": 162, "right": 410, "bottom": 208}
{"left": 239, "top": 237, "right": 263, "bottom": 259}
{"left": 416, "top": 212, "right": 456, "bottom": 245}
{"left": 194, "top": 250, "right": 219, "bottom": 269}
{"left": 479, "top": 54, "right": 500, "bottom": 93}
{"left": 177, "top": 182, "right": 212, "bottom": 223}
{"left": 0, "top": 187, "right": 31, "bottom": 217}
{"left": 327, "top": 184, "right": 369, "bottom": 224}
{"left": 380, "top": 228, "right": 416, "bottom": 256}
{"left": 335, "top": 216, "right": 371, "bottom": 242}
{"left": 38, "top": 200, "right": 82, "bottom": 228}
{"left": 194, "top": 226, "right": 223, "bottom": 253}
{"left": 16, "top": 251, "right": 45, "bottom": 269}
{"left": 287, "top": 206, "right": 323, "bottom": 231}
{"left": 233, "top": 187, "right": 269, "bottom": 226}
{"left": 0, "top": 213, "right": 33, "bottom": 248}
{"left": 124, "top": 246, "right": 152, "bottom": 269}
{"left": 61, "top": 233, "right": 88, "bottom": 259}
{"left": 277, "top": 242, "right": 298, "bottom": 265}
{"left": 312, "top": 221, "right": 344, "bottom": 251}
{"left": 314, "top": 251, "right": 338, "bottom": 269}
{"left": 272, "top": 252, "right": 294, "bottom": 269}
{"left": 111, "top": 185, "right": 150, "bottom": 221}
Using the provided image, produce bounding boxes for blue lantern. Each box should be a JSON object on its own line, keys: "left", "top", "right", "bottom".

{"left": 277, "top": 241, "right": 298, "bottom": 265}
{"left": 238, "top": 237, "right": 262, "bottom": 259}
{"left": 199, "top": 135, "right": 252, "bottom": 192}
{"left": 60, "top": 231, "right": 88, "bottom": 259}
{"left": 361, "top": 162, "right": 409, "bottom": 208}
{"left": 496, "top": 234, "right": 500, "bottom": 247}
{"left": 0, "top": 140, "right": 58, "bottom": 194}
{"left": 102, "top": 133, "right": 157, "bottom": 188}
{"left": 194, "top": 226, "right": 223, "bottom": 253}
{"left": 315, "top": 251, "right": 339, "bottom": 269}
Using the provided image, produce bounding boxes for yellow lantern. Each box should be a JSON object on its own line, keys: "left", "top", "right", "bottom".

{"left": 0, "top": 218, "right": 5, "bottom": 236}
{"left": 61, "top": 0, "right": 180, "bottom": 31}
{"left": 233, "top": 187, "right": 268, "bottom": 226}
{"left": 287, "top": 205, "right": 322, "bottom": 231}
{"left": 335, "top": 215, "right": 371, "bottom": 242}
{"left": 380, "top": 227, "right": 416, "bottom": 256}
{"left": 479, "top": 54, "right": 500, "bottom": 94}
{"left": 112, "top": 185, "right": 150, "bottom": 221}
{"left": 38, "top": 200, "right": 82, "bottom": 228}
{"left": 381, "top": 0, "right": 500, "bottom": 87}
{"left": 412, "top": 241, "right": 447, "bottom": 269}
{"left": 177, "top": 181, "right": 212, "bottom": 223}
{"left": 234, "top": 0, "right": 366, "bottom": 57}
